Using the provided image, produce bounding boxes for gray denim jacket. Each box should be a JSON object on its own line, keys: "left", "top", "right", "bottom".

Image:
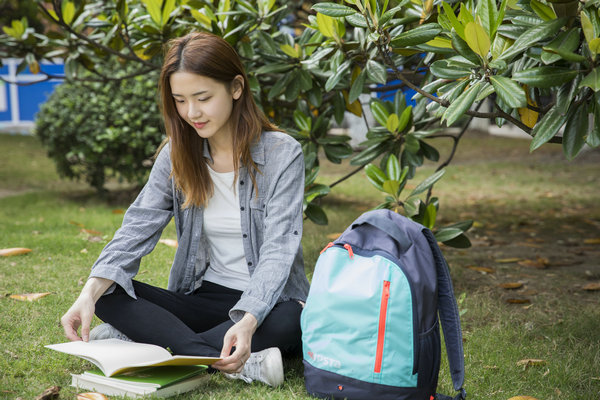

{"left": 89, "top": 130, "right": 310, "bottom": 326}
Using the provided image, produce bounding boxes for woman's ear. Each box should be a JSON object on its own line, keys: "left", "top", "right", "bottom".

{"left": 231, "top": 75, "right": 244, "bottom": 100}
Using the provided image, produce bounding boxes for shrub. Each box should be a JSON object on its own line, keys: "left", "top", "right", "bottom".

{"left": 35, "top": 66, "right": 163, "bottom": 191}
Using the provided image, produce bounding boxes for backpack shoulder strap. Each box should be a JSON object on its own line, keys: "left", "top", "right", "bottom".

{"left": 422, "top": 229, "right": 465, "bottom": 395}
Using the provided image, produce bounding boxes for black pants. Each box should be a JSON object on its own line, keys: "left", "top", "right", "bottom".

{"left": 95, "top": 280, "right": 303, "bottom": 357}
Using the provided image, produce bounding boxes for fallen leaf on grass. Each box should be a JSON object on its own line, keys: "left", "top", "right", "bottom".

{"left": 112, "top": 209, "right": 124, "bottom": 214}
{"left": 506, "top": 298, "right": 531, "bottom": 304}
{"left": 326, "top": 233, "right": 342, "bottom": 240}
{"left": 516, "top": 359, "right": 546, "bottom": 368}
{"left": 583, "top": 282, "right": 600, "bottom": 291}
{"left": 465, "top": 265, "right": 495, "bottom": 274}
{"left": 495, "top": 258, "right": 522, "bottom": 263}
{"left": 584, "top": 238, "right": 600, "bottom": 245}
{"left": 77, "top": 393, "right": 109, "bottom": 400}
{"left": 81, "top": 228, "right": 102, "bottom": 235}
{"left": 159, "top": 239, "right": 178, "bottom": 248}
{"left": 9, "top": 292, "right": 52, "bottom": 302}
{"left": 499, "top": 282, "right": 524, "bottom": 290}
{"left": 0, "top": 248, "right": 32, "bottom": 257}
{"left": 508, "top": 396, "right": 539, "bottom": 400}
{"left": 34, "top": 386, "right": 60, "bottom": 400}
{"left": 522, "top": 243, "right": 542, "bottom": 248}
{"left": 69, "top": 220, "right": 85, "bottom": 228}
{"left": 518, "top": 256, "right": 549, "bottom": 269}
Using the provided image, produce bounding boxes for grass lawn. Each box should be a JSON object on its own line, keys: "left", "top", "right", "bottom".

{"left": 1, "top": 132, "right": 599, "bottom": 399}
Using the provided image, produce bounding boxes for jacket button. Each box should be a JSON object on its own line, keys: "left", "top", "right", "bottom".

{"left": 247, "top": 261, "right": 253, "bottom": 266}
{"left": 240, "top": 206, "right": 245, "bottom": 211}
{"left": 243, "top": 233, "right": 247, "bottom": 238}
{"left": 293, "top": 230, "right": 298, "bottom": 235}
{"left": 240, "top": 180, "right": 244, "bottom": 185}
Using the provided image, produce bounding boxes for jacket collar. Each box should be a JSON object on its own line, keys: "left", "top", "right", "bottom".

{"left": 202, "top": 136, "right": 265, "bottom": 166}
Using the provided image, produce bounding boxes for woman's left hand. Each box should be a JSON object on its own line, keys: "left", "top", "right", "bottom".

{"left": 212, "top": 313, "right": 258, "bottom": 374}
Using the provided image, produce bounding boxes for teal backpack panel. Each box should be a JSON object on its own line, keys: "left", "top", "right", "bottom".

{"left": 301, "top": 246, "right": 417, "bottom": 387}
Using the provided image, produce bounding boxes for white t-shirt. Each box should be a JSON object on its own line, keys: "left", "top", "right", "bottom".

{"left": 202, "top": 166, "right": 250, "bottom": 291}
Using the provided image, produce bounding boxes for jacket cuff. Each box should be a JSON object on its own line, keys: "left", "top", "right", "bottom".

{"left": 229, "top": 295, "right": 269, "bottom": 326}
{"left": 89, "top": 266, "right": 137, "bottom": 299}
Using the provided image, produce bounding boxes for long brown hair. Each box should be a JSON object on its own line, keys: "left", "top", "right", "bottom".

{"left": 159, "top": 31, "right": 277, "bottom": 208}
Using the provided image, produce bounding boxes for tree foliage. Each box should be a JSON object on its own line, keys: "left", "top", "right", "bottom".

{"left": 2, "top": 0, "right": 599, "bottom": 246}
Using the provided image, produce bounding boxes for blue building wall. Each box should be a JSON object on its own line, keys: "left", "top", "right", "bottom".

{"left": 0, "top": 59, "right": 64, "bottom": 132}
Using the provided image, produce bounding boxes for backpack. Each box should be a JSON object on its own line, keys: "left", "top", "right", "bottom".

{"left": 301, "top": 209, "right": 466, "bottom": 400}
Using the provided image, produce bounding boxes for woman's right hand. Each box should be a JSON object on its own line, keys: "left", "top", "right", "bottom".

{"left": 61, "top": 293, "right": 95, "bottom": 342}
{"left": 60, "top": 277, "right": 114, "bottom": 342}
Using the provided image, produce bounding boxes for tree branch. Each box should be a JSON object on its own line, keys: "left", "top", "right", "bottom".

{"left": 39, "top": 2, "right": 159, "bottom": 70}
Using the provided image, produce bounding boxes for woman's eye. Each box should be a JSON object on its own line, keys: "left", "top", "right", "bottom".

{"left": 198, "top": 97, "right": 210, "bottom": 102}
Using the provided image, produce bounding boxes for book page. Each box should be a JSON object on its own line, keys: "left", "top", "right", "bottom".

{"left": 46, "top": 339, "right": 219, "bottom": 376}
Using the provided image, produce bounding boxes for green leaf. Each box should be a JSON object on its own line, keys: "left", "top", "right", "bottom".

{"left": 366, "top": 60, "right": 387, "bottom": 84}
{"left": 442, "top": 2, "right": 465, "bottom": 41}
{"left": 255, "top": 63, "right": 293, "bottom": 75}
{"left": 497, "top": 18, "right": 567, "bottom": 62}
{"left": 316, "top": 12, "right": 336, "bottom": 38}
{"left": 489, "top": 76, "right": 526, "bottom": 108}
{"left": 530, "top": 0, "right": 556, "bottom": 21}
{"left": 305, "top": 184, "right": 331, "bottom": 202}
{"left": 349, "top": 69, "right": 366, "bottom": 104}
{"left": 464, "top": 22, "right": 491, "bottom": 59}
{"left": 451, "top": 31, "right": 481, "bottom": 65}
{"left": 409, "top": 169, "right": 446, "bottom": 197}
{"left": 350, "top": 142, "right": 387, "bottom": 165}
{"left": 305, "top": 202, "right": 328, "bottom": 225}
{"left": 312, "top": 2, "right": 356, "bottom": 17}
{"left": 386, "top": 113, "right": 399, "bottom": 132}
{"left": 162, "top": 0, "right": 176, "bottom": 26}
{"left": 588, "top": 102, "right": 600, "bottom": 147}
{"left": 141, "top": 0, "right": 162, "bottom": 25}
{"left": 365, "top": 163, "right": 386, "bottom": 190}
{"left": 440, "top": 232, "right": 471, "bottom": 248}
{"left": 443, "top": 81, "right": 482, "bottom": 126}
{"left": 430, "top": 227, "right": 463, "bottom": 242}
{"left": 386, "top": 154, "right": 401, "bottom": 181}
{"left": 293, "top": 110, "right": 311, "bottom": 133}
{"left": 422, "top": 202, "right": 437, "bottom": 229}
{"left": 429, "top": 60, "right": 471, "bottom": 79}
{"left": 590, "top": 38, "right": 600, "bottom": 55}
{"left": 581, "top": 10, "right": 595, "bottom": 46}
{"left": 476, "top": 0, "right": 498, "bottom": 37}
{"left": 305, "top": 166, "right": 319, "bottom": 186}
{"left": 382, "top": 179, "right": 400, "bottom": 196}
{"left": 345, "top": 13, "right": 368, "bottom": 27}
{"left": 541, "top": 28, "right": 583, "bottom": 64}
{"left": 493, "top": 0, "right": 509, "bottom": 38}
{"left": 562, "top": 104, "right": 589, "bottom": 160}
{"left": 397, "top": 106, "right": 412, "bottom": 133}
{"left": 325, "top": 61, "right": 351, "bottom": 91}
{"left": 280, "top": 44, "right": 299, "bottom": 58}
{"left": 513, "top": 67, "right": 579, "bottom": 88}
{"left": 62, "top": 0, "right": 76, "bottom": 25}
{"left": 370, "top": 99, "right": 390, "bottom": 126}
{"left": 391, "top": 23, "right": 442, "bottom": 47}
{"left": 530, "top": 106, "right": 569, "bottom": 152}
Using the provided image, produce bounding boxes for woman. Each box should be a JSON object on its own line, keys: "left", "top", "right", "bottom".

{"left": 60, "top": 31, "right": 309, "bottom": 387}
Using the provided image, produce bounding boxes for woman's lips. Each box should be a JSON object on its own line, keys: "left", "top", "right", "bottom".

{"left": 193, "top": 121, "right": 207, "bottom": 129}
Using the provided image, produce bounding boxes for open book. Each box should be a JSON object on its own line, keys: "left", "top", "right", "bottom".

{"left": 46, "top": 339, "right": 220, "bottom": 377}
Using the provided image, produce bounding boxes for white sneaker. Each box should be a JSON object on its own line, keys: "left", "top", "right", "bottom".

{"left": 89, "top": 323, "right": 132, "bottom": 342}
{"left": 225, "top": 347, "right": 284, "bottom": 387}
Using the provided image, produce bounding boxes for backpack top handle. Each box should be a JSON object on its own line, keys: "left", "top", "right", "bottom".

{"left": 350, "top": 210, "right": 412, "bottom": 253}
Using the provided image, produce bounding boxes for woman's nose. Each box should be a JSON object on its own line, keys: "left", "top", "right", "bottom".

{"left": 188, "top": 103, "right": 202, "bottom": 120}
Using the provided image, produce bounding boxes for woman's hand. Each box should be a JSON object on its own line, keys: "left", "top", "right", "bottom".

{"left": 60, "top": 277, "right": 113, "bottom": 342}
{"left": 212, "top": 313, "right": 258, "bottom": 374}
{"left": 61, "top": 294, "right": 95, "bottom": 342}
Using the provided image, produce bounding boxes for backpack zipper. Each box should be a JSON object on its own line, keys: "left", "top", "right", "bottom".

{"left": 374, "top": 280, "right": 390, "bottom": 373}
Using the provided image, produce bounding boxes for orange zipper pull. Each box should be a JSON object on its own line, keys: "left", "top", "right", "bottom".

{"left": 320, "top": 242, "right": 334, "bottom": 254}
{"left": 343, "top": 244, "right": 354, "bottom": 258}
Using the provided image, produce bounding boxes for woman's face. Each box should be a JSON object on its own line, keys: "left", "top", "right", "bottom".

{"left": 169, "top": 71, "right": 242, "bottom": 143}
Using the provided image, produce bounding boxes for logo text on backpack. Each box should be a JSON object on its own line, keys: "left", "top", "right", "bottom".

{"left": 308, "top": 351, "right": 341, "bottom": 368}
